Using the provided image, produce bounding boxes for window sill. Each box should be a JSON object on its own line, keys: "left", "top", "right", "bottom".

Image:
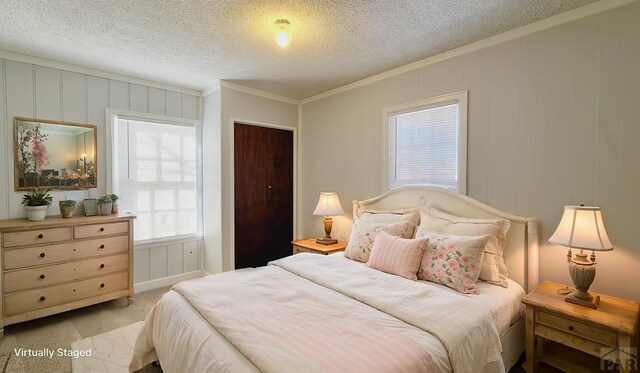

{"left": 134, "top": 234, "right": 203, "bottom": 249}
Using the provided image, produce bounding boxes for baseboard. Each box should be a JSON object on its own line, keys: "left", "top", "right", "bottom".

{"left": 134, "top": 270, "right": 207, "bottom": 293}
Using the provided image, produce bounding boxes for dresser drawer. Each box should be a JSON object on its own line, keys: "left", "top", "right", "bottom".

{"left": 3, "top": 227, "right": 72, "bottom": 248}
{"left": 4, "top": 253, "right": 129, "bottom": 292}
{"left": 4, "top": 235, "right": 129, "bottom": 269}
{"left": 538, "top": 311, "right": 617, "bottom": 346}
{"left": 4, "top": 271, "right": 129, "bottom": 316}
{"left": 74, "top": 222, "right": 129, "bottom": 239}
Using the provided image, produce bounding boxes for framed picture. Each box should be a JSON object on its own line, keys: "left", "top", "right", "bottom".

{"left": 83, "top": 198, "right": 98, "bottom": 216}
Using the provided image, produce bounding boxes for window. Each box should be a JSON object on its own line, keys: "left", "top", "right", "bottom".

{"left": 385, "top": 91, "right": 467, "bottom": 192}
{"left": 111, "top": 114, "right": 200, "bottom": 243}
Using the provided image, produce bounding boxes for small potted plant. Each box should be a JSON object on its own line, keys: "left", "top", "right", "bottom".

{"left": 59, "top": 200, "right": 77, "bottom": 218}
{"left": 21, "top": 188, "right": 53, "bottom": 221}
{"left": 110, "top": 194, "right": 119, "bottom": 214}
{"left": 97, "top": 195, "right": 113, "bottom": 216}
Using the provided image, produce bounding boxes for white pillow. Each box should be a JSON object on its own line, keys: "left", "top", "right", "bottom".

{"left": 419, "top": 207, "right": 510, "bottom": 287}
{"left": 344, "top": 219, "right": 416, "bottom": 263}
{"left": 359, "top": 210, "right": 420, "bottom": 226}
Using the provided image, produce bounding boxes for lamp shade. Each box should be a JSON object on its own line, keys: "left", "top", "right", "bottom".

{"left": 313, "top": 192, "right": 345, "bottom": 216}
{"left": 548, "top": 205, "right": 613, "bottom": 251}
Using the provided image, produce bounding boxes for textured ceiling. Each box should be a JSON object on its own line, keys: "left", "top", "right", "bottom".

{"left": 0, "top": 0, "right": 598, "bottom": 99}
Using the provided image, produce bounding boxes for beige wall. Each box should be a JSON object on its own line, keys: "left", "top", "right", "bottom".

{"left": 300, "top": 3, "right": 640, "bottom": 301}
{"left": 203, "top": 86, "right": 299, "bottom": 273}
{"left": 202, "top": 88, "right": 223, "bottom": 274}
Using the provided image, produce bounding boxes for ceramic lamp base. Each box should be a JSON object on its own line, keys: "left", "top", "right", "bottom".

{"left": 316, "top": 237, "right": 338, "bottom": 245}
{"left": 566, "top": 251, "right": 599, "bottom": 309}
{"left": 565, "top": 292, "right": 600, "bottom": 309}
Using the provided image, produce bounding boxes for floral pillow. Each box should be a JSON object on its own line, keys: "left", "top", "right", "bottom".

{"left": 344, "top": 219, "right": 416, "bottom": 263}
{"left": 415, "top": 227, "right": 489, "bottom": 294}
{"left": 419, "top": 207, "right": 510, "bottom": 287}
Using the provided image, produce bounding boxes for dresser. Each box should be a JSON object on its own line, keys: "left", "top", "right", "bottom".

{"left": 0, "top": 214, "right": 135, "bottom": 337}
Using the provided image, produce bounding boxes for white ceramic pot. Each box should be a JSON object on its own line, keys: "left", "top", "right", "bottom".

{"left": 25, "top": 205, "right": 48, "bottom": 221}
{"left": 98, "top": 202, "right": 113, "bottom": 216}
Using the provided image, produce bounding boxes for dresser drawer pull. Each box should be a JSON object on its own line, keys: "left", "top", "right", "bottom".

{"left": 40, "top": 274, "right": 45, "bottom": 279}
{"left": 100, "top": 264, "right": 105, "bottom": 269}
{"left": 100, "top": 283, "right": 105, "bottom": 288}
{"left": 568, "top": 325, "right": 574, "bottom": 331}
{"left": 100, "top": 227, "right": 105, "bottom": 232}
{"left": 40, "top": 296, "right": 46, "bottom": 302}
{"left": 38, "top": 233, "right": 44, "bottom": 239}
{"left": 100, "top": 244, "right": 105, "bottom": 249}
{"left": 40, "top": 252, "right": 46, "bottom": 258}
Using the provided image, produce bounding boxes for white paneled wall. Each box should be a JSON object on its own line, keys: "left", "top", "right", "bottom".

{"left": 134, "top": 238, "right": 202, "bottom": 284}
{"left": 0, "top": 58, "right": 203, "bottom": 286}
{"left": 300, "top": 3, "right": 640, "bottom": 301}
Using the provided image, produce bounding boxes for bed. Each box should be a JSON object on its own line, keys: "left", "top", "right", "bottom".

{"left": 130, "top": 186, "right": 539, "bottom": 373}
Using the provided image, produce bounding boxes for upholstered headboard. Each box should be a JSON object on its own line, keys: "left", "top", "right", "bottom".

{"left": 352, "top": 186, "right": 539, "bottom": 292}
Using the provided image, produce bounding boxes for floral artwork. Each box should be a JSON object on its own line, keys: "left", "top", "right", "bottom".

{"left": 415, "top": 228, "right": 488, "bottom": 294}
{"left": 16, "top": 120, "right": 97, "bottom": 190}
{"left": 16, "top": 124, "right": 50, "bottom": 188}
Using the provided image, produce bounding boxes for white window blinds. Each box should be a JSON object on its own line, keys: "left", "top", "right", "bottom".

{"left": 388, "top": 102, "right": 460, "bottom": 190}
{"left": 116, "top": 119, "right": 197, "bottom": 242}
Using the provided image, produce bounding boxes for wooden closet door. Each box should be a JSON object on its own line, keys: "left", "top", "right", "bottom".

{"left": 234, "top": 122, "right": 293, "bottom": 269}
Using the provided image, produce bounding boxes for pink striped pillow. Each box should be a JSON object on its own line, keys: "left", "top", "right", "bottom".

{"left": 365, "top": 232, "right": 428, "bottom": 280}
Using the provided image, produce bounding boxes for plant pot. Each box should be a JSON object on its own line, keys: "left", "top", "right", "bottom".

{"left": 98, "top": 202, "right": 113, "bottom": 216}
{"left": 25, "top": 205, "right": 48, "bottom": 221}
{"left": 59, "top": 200, "right": 76, "bottom": 218}
{"left": 111, "top": 202, "right": 118, "bottom": 214}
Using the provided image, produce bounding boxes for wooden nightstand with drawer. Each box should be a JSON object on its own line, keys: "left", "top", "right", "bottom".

{"left": 522, "top": 281, "right": 639, "bottom": 373}
{"left": 292, "top": 238, "right": 346, "bottom": 255}
{"left": 0, "top": 214, "right": 135, "bottom": 337}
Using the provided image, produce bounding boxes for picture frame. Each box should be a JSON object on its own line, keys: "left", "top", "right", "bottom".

{"left": 83, "top": 198, "right": 98, "bottom": 216}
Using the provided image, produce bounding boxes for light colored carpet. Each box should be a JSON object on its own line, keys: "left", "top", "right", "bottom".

{"left": 0, "top": 286, "right": 169, "bottom": 373}
{"left": 71, "top": 321, "right": 146, "bottom": 373}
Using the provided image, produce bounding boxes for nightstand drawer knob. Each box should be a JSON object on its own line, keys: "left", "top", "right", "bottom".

{"left": 568, "top": 325, "right": 574, "bottom": 331}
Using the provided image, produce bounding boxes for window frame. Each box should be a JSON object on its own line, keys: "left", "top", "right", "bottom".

{"left": 381, "top": 90, "right": 468, "bottom": 194}
{"left": 106, "top": 109, "right": 203, "bottom": 245}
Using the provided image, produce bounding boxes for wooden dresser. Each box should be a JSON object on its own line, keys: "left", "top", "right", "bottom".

{"left": 0, "top": 214, "right": 135, "bottom": 337}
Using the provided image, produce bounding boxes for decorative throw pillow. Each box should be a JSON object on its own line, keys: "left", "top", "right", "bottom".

{"left": 344, "top": 219, "right": 416, "bottom": 263}
{"left": 415, "top": 227, "right": 489, "bottom": 294}
{"left": 419, "top": 207, "right": 510, "bottom": 287}
{"left": 366, "top": 232, "right": 428, "bottom": 280}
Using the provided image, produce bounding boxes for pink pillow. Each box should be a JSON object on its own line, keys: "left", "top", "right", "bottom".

{"left": 366, "top": 232, "right": 428, "bottom": 280}
{"left": 415, "top": 228, "right": 489, "bottom": 294}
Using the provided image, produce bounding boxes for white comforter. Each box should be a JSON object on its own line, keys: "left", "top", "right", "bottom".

{"left": 130, "top": 253, "right": 503, "bottom": 373}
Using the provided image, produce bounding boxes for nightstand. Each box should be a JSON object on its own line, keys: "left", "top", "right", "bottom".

{"left": 292, "top": 238, "right": 346, "bottom": 255}
{"left": 522, "top": 281, "right": 639, "bottom": 373}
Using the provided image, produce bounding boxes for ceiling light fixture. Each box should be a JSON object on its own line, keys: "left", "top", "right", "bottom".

{"left": 274, "top": 19, "right": 291, "bottom": 48}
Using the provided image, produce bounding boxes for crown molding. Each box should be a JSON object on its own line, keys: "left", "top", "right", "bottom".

{"left": 220, "top": 81, "right": 300, "bottom": 105}
{"left": 0, "top": 49, "right": 202, "bottom": 96}
{"left": 300, "top": 0, "right": 635, "bottom": 105}
{"left": 201, "top": 79, "right": 221, "bottom": 97}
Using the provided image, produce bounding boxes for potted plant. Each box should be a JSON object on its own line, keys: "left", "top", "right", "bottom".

{"left": 21, "top": 188, "right": 52, "bottom": 221}
{"left": 59, "top": 200, "right": 76, "bottom": 218}
{"left": 97, "top": 195, "right": 113, "bottom": 216}
{"left": 110, "top": 194, "right": 119, "bottom": 214}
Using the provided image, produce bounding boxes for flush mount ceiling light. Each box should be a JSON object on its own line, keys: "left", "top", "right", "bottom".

{"left": 274, "top": 19, "right": 291, "bottom": 48}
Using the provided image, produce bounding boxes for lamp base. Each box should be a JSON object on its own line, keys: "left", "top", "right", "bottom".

{"left": 316, "top": 237, "right": 338, "bottom": 245}
{"left": 565, "top": 292, "right": 600, "bottom": 309}
{"left": 566, "top": 251, "right": 599, "bottom": 309}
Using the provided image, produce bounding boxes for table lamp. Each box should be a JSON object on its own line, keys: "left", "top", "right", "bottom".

{"left": 548, "top": 205, "right": 613, "bottom": 309}
{"left": 313, "top": 192, "right": 345, "bottom": 245}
